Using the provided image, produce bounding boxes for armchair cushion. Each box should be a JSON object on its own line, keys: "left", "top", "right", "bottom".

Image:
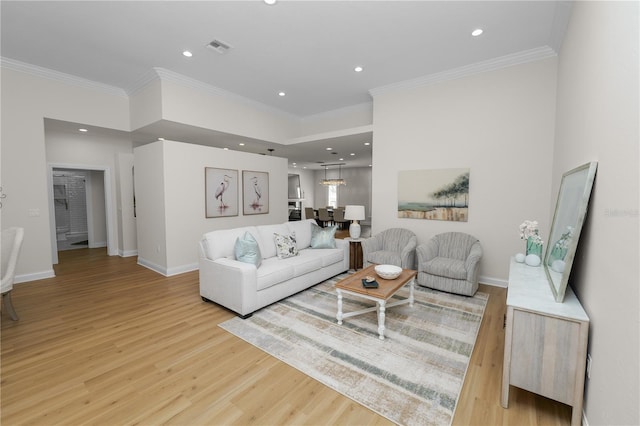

{"left": 367, "top": 250, "right": 402, "bottom": 267}
{"left": 424, "top": 257, "right": 466, "bottom": 280}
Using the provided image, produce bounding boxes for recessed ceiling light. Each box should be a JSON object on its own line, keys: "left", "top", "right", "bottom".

{"left": 339, "top": 158, "right": 344, "bottom": 161}
{"left": 158, "top": 137, "right": 165, "bottom": 141}
{"left": 278, "top": 91, "right": 286, "bottom": 97}
{"left": 182, "top": 50, "right": 193, "bottom": 57}
{"left": 364, "top": 142, "right": 370, "bottom": 146}
{"left": 350, "top": 153, "right": 355, "bottom": 156}
{"left": 354, "top": 66, "right": 364, "bottom": 73}
{"left": 223, "top": 147, "right": 229, "bottom": 150}
{"left": 239, "top": 143, "right": 245, "bottom": 146}
{"left": 471, "top": 28, "right": 484, "bottom": 37}
{"left": 326, "top": 147, "right": 332, "bottom": 151}
{"left": 264, "top": 0, "right": 277, "bottom": 4}
{"left": 78, "top": 128, "right": 88, "bottom": 132}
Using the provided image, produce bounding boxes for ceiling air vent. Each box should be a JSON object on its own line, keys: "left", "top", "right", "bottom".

{"left": 207, "top": 39, "right": 232, "bottom": 54}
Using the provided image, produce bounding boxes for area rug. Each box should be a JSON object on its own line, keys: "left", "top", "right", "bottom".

{"left": 219, "top": 273, "right": 488, "bottom": 426}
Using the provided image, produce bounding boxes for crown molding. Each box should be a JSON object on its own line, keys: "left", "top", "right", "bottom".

{"left": 369, "top": 46, "right": 557, "bottom": 98}
{"left": 0, "top": 57, "right": 128, "bottom": 98}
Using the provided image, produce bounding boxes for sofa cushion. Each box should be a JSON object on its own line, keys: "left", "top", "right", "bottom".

{"left": 234, "top": 231, "right": 262, "bottom": 267}
{"left": 310, "top": 224, "right": 337, "bottom": 249}
{"left": 256, "top": 224, "right": 290, "bottom": 259}
{"left": 424, "top": 257, "right": 467, "bottom": 280}
{"left": 285, "top": 219, "right": 315, "bottom": 250}
{"left": 274, "top": 232, "right": 298, "bottom": 259}
{"left": 317, "top": 248, "right": 346, "bottom": 267}
{"left": 203, "top": 226, "right": 260, "bottom": 260}
{"left": 256, "top": 258, "right": 295, "bottom": 290}
{"left": 289, "top": 250, "right": 323, "bottom": 276}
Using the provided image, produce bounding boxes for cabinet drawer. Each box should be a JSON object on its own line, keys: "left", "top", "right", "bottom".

{"left": 509, "top": 309, "right": 581, "bottom": 405}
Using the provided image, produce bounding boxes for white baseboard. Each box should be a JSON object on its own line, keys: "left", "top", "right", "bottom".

{"left": 137, "top": 257, "right": 168, "bottom": 276}
{"left": 479, "top": 275, "right": 508, "bottom": 287}
{"left": 119, "top": 249, "right": 138, "bottom": 257}
{"left": 166, "top": 263, "right": 198, "bottom": 276}
{"left": 14, "top": 269, "right": 56, "bottom": 283}
{"left": 137, "top": 258, "right": 198, "bottom": 277}
{"left": 582, "top": 409, "right": 589, "bottom": 426}
{"left": 89, "top": 241, "right": 107, "bottom": 249}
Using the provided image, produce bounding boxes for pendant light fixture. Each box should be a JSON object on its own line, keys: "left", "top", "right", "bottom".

{"left": 319, "top": 163, "right": 346, "bottom": 186}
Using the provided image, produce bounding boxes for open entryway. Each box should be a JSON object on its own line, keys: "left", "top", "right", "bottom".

{"left": 48, "top": 164, "right": 115, "bottom": 264}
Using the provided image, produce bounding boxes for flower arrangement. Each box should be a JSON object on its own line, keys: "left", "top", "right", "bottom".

{"left": 519, "top": 220, "right": 543, "bottom": 245}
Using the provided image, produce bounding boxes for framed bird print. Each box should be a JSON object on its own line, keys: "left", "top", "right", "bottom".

{"left": 205, "top": 168, "right": 238, "bottom": 218}
{"left": 242, "top": 170, "right": 269, "bottom": 215}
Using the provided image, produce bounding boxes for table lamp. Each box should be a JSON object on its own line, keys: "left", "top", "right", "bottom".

{"left": 344, "top": 205, "right": 365, "bottom": 239}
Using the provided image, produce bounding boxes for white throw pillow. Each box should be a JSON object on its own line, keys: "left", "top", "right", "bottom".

{"left": 273, "top": 232, "right": 298, "bottom": 259}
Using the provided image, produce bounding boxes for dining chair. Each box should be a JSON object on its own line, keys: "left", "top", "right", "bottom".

{"left": 332, "top": 208, "right": 349, "bottom": 230}
{"left": 1, "top": 227, "right": 24, "bottom": 321}
{"left": 318, "top": 208, "right": 333, "bottom": 227}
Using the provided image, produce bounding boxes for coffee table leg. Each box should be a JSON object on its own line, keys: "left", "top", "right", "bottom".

{"left": 377, "top": 300, "right": 386, "bottom": 340}
{"left": 409, "top": 278, "right": 415, "bottom": 307}
{"left": 336, "top": 290, "right": 343, "bottom": 325}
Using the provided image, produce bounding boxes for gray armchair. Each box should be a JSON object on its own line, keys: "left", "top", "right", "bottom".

{"left": 361, "top": 228, "right": 417, "bottom": 269}
{"left": 416, "top": 232, "right": 482, "bottom": 296}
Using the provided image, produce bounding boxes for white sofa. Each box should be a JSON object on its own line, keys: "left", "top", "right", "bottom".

{"left": 199, "top": 219, "right": 349, "bottom": 318}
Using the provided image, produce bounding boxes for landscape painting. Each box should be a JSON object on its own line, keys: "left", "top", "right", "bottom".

{"left": 205, "top": 168, "right": 238, "bottom": 218}
{"left": 398, "top": 168, "right": 470, "bottom": 222}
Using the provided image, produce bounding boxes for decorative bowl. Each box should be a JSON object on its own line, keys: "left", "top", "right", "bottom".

{"left": 375, "top": 264, "right": 402, "bottom": 280}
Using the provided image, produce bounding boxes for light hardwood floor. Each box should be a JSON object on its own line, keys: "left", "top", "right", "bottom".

{"left": 1, "top": 248, "right": 572, "bottom": 425}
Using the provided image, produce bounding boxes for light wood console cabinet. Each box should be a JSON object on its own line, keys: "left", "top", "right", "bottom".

{"left": 502, "top": 258, "right": 589, "bottom": 426}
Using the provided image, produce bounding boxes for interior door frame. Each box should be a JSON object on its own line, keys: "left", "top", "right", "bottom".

{"left": 47, "top": 163, "right": 116, "bottom": 264}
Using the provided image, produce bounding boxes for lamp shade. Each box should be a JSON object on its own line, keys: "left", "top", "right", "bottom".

{"left": 344, "top": 205, "right": 365, "bottom": 221}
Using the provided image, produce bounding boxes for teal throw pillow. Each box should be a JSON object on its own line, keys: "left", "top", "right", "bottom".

{"left": 310, "top": 224, "right": 337, "bottom": 249}
{"left": 274, "top": 232, "right": 298, "bottom": 259}
{"left": 234, "top": 231, "right": 262, "bottom": 267}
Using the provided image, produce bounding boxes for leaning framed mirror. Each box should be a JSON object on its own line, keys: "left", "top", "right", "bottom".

{"left": 544, "top": 161, "right": 598, "bottom": 302}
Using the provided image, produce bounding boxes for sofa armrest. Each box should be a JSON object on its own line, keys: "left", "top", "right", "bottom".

{"left": 334, "top": 238, "right": 350, "bottom": 270}
{"left": 465, "top": 242, "right": 483, "bottom": 283}
{"left": 199, "top": 256, "right": 258, "bottom": 316}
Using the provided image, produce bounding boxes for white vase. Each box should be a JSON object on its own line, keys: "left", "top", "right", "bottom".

{"left": 349, "top": 222, "right": 361, "bottom": 239}
{"left": 525, "top": 254, "right": 541, "bottom": 267}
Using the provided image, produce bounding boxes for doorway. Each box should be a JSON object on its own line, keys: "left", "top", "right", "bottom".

{"left": 48, "top": 164, "right": 115, "bottom": 264}
{"left": 52, "top": 169, "right": 91, "bottom": 250}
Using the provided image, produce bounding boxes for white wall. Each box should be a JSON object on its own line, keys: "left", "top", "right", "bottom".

{"left": 158, "top": 77, "right": 299, "bottom": 142}
{"left": 288, "top": 167, "right": 316, "bottom": 214}
{"left": 88, "top": 170, "right": 107, "bottom": 247}
{"left": 117, "top": 153, "right": 137, "bottom": 256}
{"left": 1, "top": 68, "right": 130, "bottom": 281}
{"left": 135, "top": 140, "right": 288, "bottom": 276}
{"left": 371, "top": 58, "right": 558, "bottom": 282}
{"left": 553, "top": 2, "right": 639, "bottom": 424}
{"left": 298, "top": 103, "right": 373, "bottom": 136}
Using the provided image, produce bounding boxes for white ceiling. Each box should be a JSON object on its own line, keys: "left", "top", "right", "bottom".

{"left": 1, "top": 1, "right": 570, "bottom": 169}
